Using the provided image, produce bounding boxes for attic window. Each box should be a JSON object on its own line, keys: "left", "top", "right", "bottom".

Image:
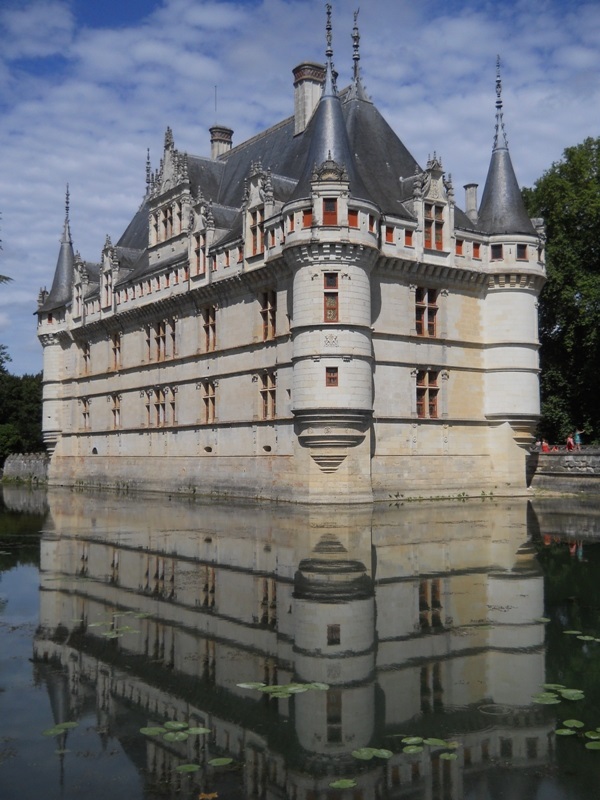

{"left": 424, "top": 203, "right": 444, "bottom": 250}
{"left": 323, "top": 198, "right": 337, "bottom": 226}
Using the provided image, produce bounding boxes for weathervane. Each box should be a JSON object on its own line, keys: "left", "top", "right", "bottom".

{"left": 494, "top": 55, "right": 509, "bottom": 150}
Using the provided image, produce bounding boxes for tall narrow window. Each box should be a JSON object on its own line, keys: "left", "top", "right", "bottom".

{"left": 491, "top": 243, "right": 503, "bottom": 260}
{"left": 169, "top": 387, "right": 177, "bottom": 426}
{"left": 261, "top": 290, "right": 277, "bottom": 341}
{"left": 323, "top": 198, "right": 338, "bottom": 226}
{"left": 416, "top": 370, "right": 439, "bottom": 419}
{"left": 111, "top": 394, "right": 121, "bottom": 429}
{"left": 473, "top": 242, "right": 481, "bottom": 259}
{"left": 82, "top": 342, "right": 90, "bottom": 375}
{"left": 385, "top": 225, "right": 394, "bottom": 243}
{"left": 202, "top": 381, "right": 216, "bottom": 424}
{"left": 168, "top": 319, "right": 176, "bottom": 358}
{"left": 111, "top": 332, "right": 121, "bottom": 370}
{"left": 324, "top": 272, "right": 339, "bottom": 322}
{"left": 424, "top": 203, "right": 444, "bottom": 250}
{"left": 154, "top": 388, "right": 166, "bottom": 427}
{"left": 348, "top": 209, "right": 359, "bottom": 229}
{"left": 415, "top": 287, "right": 438, "bottom": 337}
{"left": 327, "top": 624, "right": 341, "bottom": 645}
{"left": 302, "top": 208, "right": 313, "bottom": 228}
{"left": 517, "top": 244, "right": 528, "bottom": 260}
{"left": 155, "top": 321, "right": 166, "bottom": 361}
{"left": 455, "top": 239, "right": 464, "bottom": 256}
{"left": 405, "top": 229, "right": 414, "bottom": 247}
{"left": 81, "top": 398, "right": 90, "bottom": 431}
{"left": 203, "top": 305, "right": 216, "bottom": 351}
{"left": 250, "top": 208, "right": 264, "bottom": 255}
{"left": 260, "top": 371, "right": 276, "bottom": 419}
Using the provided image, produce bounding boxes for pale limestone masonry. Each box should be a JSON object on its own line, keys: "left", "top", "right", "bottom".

{"left": 36, "top": 19, "right": 545, "bottom": 503}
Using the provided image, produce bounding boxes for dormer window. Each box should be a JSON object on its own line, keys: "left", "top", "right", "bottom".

{"left": 424, "top": 203, "right": 444, "bottom": 250}
{"left": 323, "top": 198, "right": 337, "bottom": 226}
{"left": 161, "top": 206, "right": 173, "bottom": 240}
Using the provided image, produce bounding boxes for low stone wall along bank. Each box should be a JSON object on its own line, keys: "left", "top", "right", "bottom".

{"left": 528, "top": 448, "right": 600, "bottom": 493}
{"left": 2, "top": 453, "right": 49, "bottom": 484}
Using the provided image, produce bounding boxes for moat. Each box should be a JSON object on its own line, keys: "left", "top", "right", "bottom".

{"left": 2, "top": 486, "right": 600, "bottom": 799}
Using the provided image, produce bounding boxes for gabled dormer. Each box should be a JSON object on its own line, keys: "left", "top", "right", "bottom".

{"left": 417, "top": 154, "right": 454, "bottom": 254}
{"left": 148, "top": 128, "right": 193, "bottom": 251}
{"left": 244, "top": 160, "right": 273, "bottom": 263}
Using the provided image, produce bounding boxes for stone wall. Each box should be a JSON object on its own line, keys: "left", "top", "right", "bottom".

{"left": 528, "top": 448, "right": 600, "bottom": 493}
{"left": 2, "top": 453, "right": 49, "bottom": 484}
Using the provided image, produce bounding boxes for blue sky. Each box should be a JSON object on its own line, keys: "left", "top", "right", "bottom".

{"left": 0, "top": 0, "right": 599, "bottom": 375}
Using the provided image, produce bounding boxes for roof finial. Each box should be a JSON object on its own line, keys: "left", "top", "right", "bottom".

{"left": 63, "top": 184, "right": 72, "bottom": 245}
{"left": 146, "top": 149, "right": 151, "bottom": 187}
{"left": 493, "top": 55, "right": 508, "bottom": 150}
{"left": 325, "top": 3, "right": 337, "bottom": 93}
{"left": 352, "top": 8, "right": 360, "bottom": 83}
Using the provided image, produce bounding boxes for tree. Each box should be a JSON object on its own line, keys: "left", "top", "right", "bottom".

{"left": 0, "top": 346, "right": 43, "bottom": 465}
{"left": 523, "top": 137, "right": 600, "bottom": 445}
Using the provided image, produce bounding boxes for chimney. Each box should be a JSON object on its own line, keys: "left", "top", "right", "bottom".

{"left": 464, "top": 183, "right": 478, "bottom": 224}
{"left": 293, "top": 62, "right": 326, "bottom": 136}
{"left": 210, "top": 125, "right": 234, "bottom": 159}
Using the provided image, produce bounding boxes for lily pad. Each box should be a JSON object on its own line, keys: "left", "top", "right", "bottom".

{"left": 373, "top": 748, "right": 393, "bottom": 759}
{"left": 563, "top": 630, "right": 583, "bottom": 635}
{"left": 577, "top": 635, "right": 596, "bottom": 641}
{"left": 585, "top": 731, "right": 600, "bottom": 740}
{"left": 164, "top": 721, "right": 188, "bottom": 730}
{"left": 440, "top": 752, "right": 458, "bottom": 760}
{"left": 208, "top": 757, "right": 233, "bottom": 767}
{"left": 56, "top": 721, "right": 78, "bottom": 730}
{"left": 555, "top": 729, "right": 578, "bottom": 736}
{"left": 42, "top": 727, "right": 65, "bottom": 737}
{"left": 563, "top": 719, "right": 585, "bottom": 728}
{"left": 140, "top": 727, "right": 167, "bottom": 736}
{"left": 307, "top": 682, "right": 329, "bottom": 691}
{"left": 424, "top": 738, "right": 448, "bottom": 747}
{"left": 403, "top": 745, "right": 424, "bottom": 754}
{"left": 543, "top": 683, "right": 566, "bottom": 690}
{"left": 286, "top": 685, "right": 309, "bottom": 694}
{"left": 559, "top": 689, "right": 585, "bottom": 701}
{"left": 402, "top": 736, "right": 424, "bottom": 745}
{"left": 532, "top": 693, "right": 561, "bottom": 705}
{"left": 329, "top": 779, "right": 357, "bottom": 789}
{"left": 585, "top": 741, "right": 600, "bottom": 750}
{"left": 352, "top": 748, "right": 375, "bottom": 760}
{"left": 187, "top": 727, "right": 211, "bottom": 735}
{"left": 537, "top": 617, "right": 551, "bottom": 623}
{"left": 175, "top": 764, "right": 201, "bottom": 773}
{"left": 236, "top": 682, "right": 266, "bottom": 689}
{"left": 164, "top": 731, "right": 189, "bottom": 742}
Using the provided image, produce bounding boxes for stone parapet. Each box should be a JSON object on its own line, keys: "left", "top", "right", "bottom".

{"left": 528, "top": 449, "right": 600, "bottom": 492}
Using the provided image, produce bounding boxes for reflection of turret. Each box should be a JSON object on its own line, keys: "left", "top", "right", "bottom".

{"left": 293, "top": 541, "right": 375, "bottom": 755}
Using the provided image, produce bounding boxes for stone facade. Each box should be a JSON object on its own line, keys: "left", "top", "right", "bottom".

{"left": 36, "top": 15, "right": 545, "bottom": 503}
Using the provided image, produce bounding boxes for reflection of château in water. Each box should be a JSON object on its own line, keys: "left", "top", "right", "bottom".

{"left": 31, "top": 488, "right": 551, "bottom": 798}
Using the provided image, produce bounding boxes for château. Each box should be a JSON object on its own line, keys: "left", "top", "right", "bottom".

{"left": 37, "top": 11, "right": 545, "bottom": 503}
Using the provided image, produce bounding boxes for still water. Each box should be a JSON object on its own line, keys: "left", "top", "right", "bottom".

{"left": 1, "top": 486, "right": 600, "bottom": 799}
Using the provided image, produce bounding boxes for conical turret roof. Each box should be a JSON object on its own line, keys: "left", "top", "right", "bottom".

{"left": 290, "top": 11, "right": 372, "bottom": 203}
{"left": 477, "top": 59, "right": 535, "bottom": 236}
{"left": 39, "top": 190, "right": 75, "bottom": 313}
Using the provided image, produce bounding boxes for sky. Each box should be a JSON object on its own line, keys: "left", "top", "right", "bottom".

{"left": 0, "top": 0, "right": 598, "bottom": 375}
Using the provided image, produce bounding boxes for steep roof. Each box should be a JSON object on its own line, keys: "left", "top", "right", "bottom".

{"left": 477, "top": 59, "right": 535, "bottom": 236}
{"left": 39, "top": 212, "right": 75, "bottom": 313}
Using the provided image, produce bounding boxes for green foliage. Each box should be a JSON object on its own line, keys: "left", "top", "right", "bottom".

{"left": 523, "top": 137, "right": 600, "bottom": 444}
{"left": 0, "top": 347, "right": 43, "bottom": 464}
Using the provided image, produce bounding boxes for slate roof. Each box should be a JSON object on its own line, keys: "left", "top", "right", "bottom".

{"left": 39, "top": 218, "right": 75, "bottom": 313}
{"left": 477, "top": 145, "right": 536, "bottom": 236}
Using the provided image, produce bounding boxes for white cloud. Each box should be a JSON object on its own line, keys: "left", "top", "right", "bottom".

{"left": 0, "top": 0, "right": 599, "bottom": 374}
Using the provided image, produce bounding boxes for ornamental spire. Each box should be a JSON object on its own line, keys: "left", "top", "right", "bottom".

{"left": 352, "top": 8, "right": 360, "bottom": 83}
{"left": 325, "top": 3, "right": 337, "bottom": 93}
{"left": 493, "top": 55, "right": 508, "bottom": 151}
{"left": 63, "top": 184, "right": 72, "bottom": 245}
